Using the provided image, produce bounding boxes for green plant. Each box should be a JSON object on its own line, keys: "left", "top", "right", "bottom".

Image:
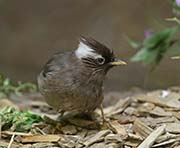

{"left": 0, "top": 107, "right": 43, "bottom": 132}
{"left": 129, "top": 27, "right": 179, "bottom": 71}
{"left": 0, "top": 73, "right": 37, "bottom": 99}
{"left": 127, "top": 0, "right": 180, "bottom": 87}
{"left": 171, "top": 0, "right": 180, "bottom": 15}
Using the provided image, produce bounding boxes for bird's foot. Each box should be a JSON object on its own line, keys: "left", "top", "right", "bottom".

{"left": 100, "top": 104, "right": 110, "bottom": 129}
{"left": 56, "top": 110, "right": 65, "bottom": 122}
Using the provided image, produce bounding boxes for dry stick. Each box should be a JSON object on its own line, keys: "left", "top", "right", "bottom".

{"left": 137, "top": 125, "right": 166, "bottom": 148}
{"left": 7, "top": 134, "right": 15, "bottom": 148}
{"left": 1, "top": 131, "right": 32, "bottom": 137}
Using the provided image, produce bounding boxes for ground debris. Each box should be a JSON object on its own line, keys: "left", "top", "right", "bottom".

{"left": 61, "top": 125, "right": 77, "bottom": 135}
{"left": 133, "top": 118, "right": 153, "bottom": 138}
{"left": 0, "top": 87, "right": 180, "bottom": 147}
{"left": 105, "top": 133, "right": 123, "bottom": 144}
{"left": 166, "top": 123, "right": 180, "bottom": 134}
{"left": 109, "top": 120, "right": 128, "bottom": 139}
{"left": 66, "top": 117, "right": 100, "bottom": 129}
{"left": 150, "top": 106, "right": 172, "bottom": 117}
{"left": 137, "top": 124, "right": 166, "bottom": 148}
{"left": 83, "top": 130, "right": 111, "bottom": 147}
{"left": 20, "top": 134, "right": 62, "bottom": 143}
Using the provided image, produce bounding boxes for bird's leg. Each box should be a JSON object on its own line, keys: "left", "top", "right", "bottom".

{"left": 100, "top": 104, "right": 105, "bottom": 123}
{"left": 57, "top": 110, "right": 65, "bottom": 121}
{"left": 100, "top": 104, "right": 109, "bottom": 127}
{"left": 60, "top": 111, "right": 65, "bottom": 117}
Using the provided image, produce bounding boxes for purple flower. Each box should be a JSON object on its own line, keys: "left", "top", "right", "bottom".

{"left": 144, "top": 30, "right": 154, "bottom": 39}
{"left": 176, "top": 0, "right": 180, "bottom": 7}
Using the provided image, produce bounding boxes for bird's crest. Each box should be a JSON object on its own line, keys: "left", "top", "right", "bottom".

{"left": 75, "top": 36, "right": 113, "bottom": 60}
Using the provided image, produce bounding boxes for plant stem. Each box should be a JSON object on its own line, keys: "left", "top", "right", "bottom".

{"left": 143, "top": 65, "right": 156, "bottom": 89}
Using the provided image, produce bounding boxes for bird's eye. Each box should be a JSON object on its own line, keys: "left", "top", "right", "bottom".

{"left": 111, "top": 57, "right": 115, "bottom": 62}
{"left": 96, "top": 57, "right": 105, "bottom": 65}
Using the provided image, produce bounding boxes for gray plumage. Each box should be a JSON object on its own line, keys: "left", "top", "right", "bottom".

{"left": 37, "top": 37, "right": 125, "bottom": 113}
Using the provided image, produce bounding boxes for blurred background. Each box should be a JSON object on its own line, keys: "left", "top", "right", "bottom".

{"left": 0, "top": 0, "right": 179, "bottom": 91}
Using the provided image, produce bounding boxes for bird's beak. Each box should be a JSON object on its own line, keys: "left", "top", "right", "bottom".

{"left": 110, "top": 58, "right": 127, "bottom": 66}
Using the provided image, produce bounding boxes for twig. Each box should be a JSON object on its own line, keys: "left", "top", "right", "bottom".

{"left": 1, "top": 131, "right": 32, "bottom": 136}
{"left": 7, "top": 134, "right": 15, "bottom": 148}
{"left": 33, "top": 126, "right": 46, "bottom": 135}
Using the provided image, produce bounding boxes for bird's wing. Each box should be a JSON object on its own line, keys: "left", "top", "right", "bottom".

{"left": 41, "top": 52, "right": 69, "bottom": 77}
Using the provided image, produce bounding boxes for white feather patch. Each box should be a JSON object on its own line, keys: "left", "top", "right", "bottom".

{"left": 75, "top": 41, "right": 102, "bottom": 59}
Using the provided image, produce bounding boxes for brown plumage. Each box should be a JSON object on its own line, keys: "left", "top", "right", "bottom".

{"left": 37, "top": 37, "right": 126, "bottom": 114}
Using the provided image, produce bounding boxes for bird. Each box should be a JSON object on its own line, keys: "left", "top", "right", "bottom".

{"left": 37, "top": 37, "right": 126, "bottom": 119}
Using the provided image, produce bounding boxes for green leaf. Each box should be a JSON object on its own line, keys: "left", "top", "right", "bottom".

{"left": 0, "top": 107, "right": 44, "bottom": 132}
{"left": 170, "top": 0, "right": 180, "bottom": 15}
{"left": 130, "top": 26, "right": 179, "bottom": 71}
{"left": 3, "top": 78, "right": 11, "bottom": 86}
{"left": 126, "top": 36, "right": 141, "bottom": 49}
{"left": 131, "top": 48, "right": 148, "bottom": 62}
{"left": 131, "top": 48, "right": 159, "bottom": 65}
{"left": 143, "top": 27, "right": 178, "bottom": 48}
{"left": 0, "top": 72, "right": 37, "bottom": 99}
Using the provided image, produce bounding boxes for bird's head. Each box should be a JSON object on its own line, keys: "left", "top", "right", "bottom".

{"left": 75, "top": 37, "right": 126, "bottom": 75}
